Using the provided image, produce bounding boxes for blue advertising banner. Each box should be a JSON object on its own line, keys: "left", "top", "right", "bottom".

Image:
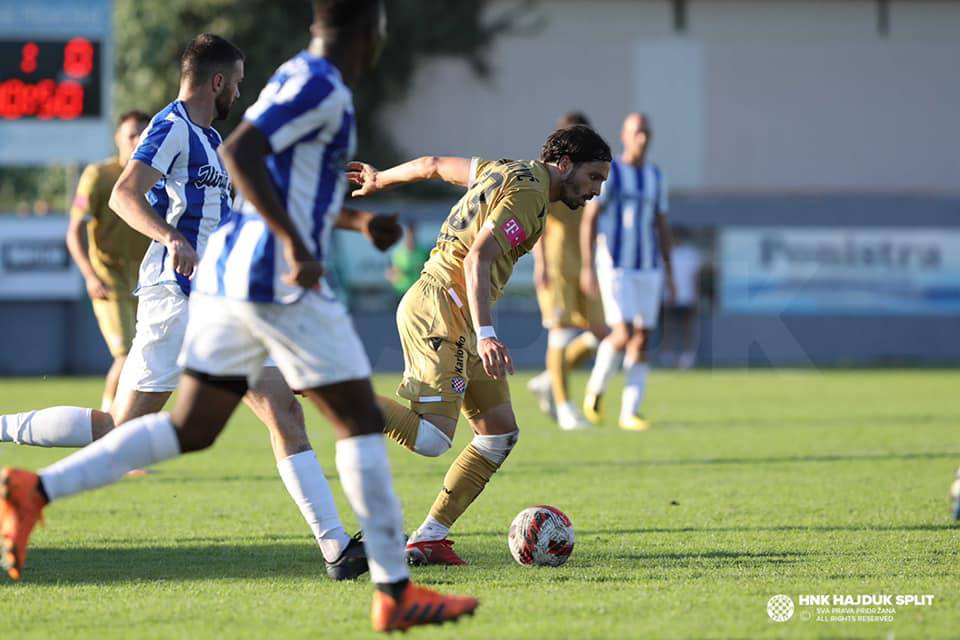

{"left": 720, "top": 227, "right": 960, "bottom": 314}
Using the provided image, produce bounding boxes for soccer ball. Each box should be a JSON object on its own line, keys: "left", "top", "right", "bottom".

{"left": 508, "top": 505, "right": 575, "bottom": 567}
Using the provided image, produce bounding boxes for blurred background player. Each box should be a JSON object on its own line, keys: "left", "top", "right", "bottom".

{"left": 527, "top": 111, "right": 609, "bottom": 431}
{"left": 659, "top": 225, "right": 702, "bottom": 369}
{"left": 348, "top": 126, "right": 611, "bottom": 565}
{"left": 385, "top": 220, "right": 430, "bottom": 304}
{"left": 65, "top": 110, "right": 151, "bottom": 412}
{"left": 581, "top": 112, "right": 674, "bottom": 431}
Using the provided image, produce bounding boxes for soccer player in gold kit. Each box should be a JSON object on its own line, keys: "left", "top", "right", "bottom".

{"left": 65, "top": 110, "right": 152, "bottom": 412}
{"left": 348, "top": 125, "right": 611, "bottom": 564}
{"left": 527, "top": 112, "right": 609, "bottom": 431}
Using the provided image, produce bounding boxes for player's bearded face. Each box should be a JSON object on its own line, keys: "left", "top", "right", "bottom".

{"left": 559, "top": 162, "right": 606, "bottom": 209}
{"left": 214, "top": 61, "right": 244, "bottom": 121}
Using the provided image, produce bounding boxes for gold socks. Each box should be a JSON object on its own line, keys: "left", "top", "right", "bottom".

{"left": 428, "top": 444, "right": 499, "bottom": 527}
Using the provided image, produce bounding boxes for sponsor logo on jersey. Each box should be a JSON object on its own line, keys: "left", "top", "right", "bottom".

{"left": 454, "top": 335, "right": 466, "bottom": 375}
{"left": 451, "top": 377, "right": 466, "bottom": 393}
{"left": 501, "top": 216, "right": 527, "bottom": 248}
{"left": 195, "top": 164, "right": 231, "bottom": 190}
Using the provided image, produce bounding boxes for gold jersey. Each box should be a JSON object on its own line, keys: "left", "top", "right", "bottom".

{"left": 70, "top": 157, "right": 151, "bottom": 268}
{"left": 422, "top": 158, "right": 549, "bottom": 302}
{"left": 543, "top": 201, "right": 583, "bottom": 281}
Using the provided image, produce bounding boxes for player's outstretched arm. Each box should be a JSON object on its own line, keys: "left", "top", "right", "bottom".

{"left": 220, "top": 121, "right": 319, "bottom": 289}
{"left": 464, "top": 227, "right": 514, "bottom": 380}
{"left": 348, "top": 156, "right": 473, "bottom": 196}
{"left": 334, "top": 208, "right": 403, "bottom": 251}
{"left": 109, "top": 160, "right": 197, "bottom": 278}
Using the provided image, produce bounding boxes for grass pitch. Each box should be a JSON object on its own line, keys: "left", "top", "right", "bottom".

{"left": 2, "top": 370, "right": 958, "bottom": 639}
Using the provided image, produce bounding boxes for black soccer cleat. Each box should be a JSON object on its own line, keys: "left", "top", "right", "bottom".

{"left": 325, "top": 531, "right": 369, "bottom": 581}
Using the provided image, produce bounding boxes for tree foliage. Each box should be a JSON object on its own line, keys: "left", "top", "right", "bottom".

{"left": 2, "top": 0, "right": 532, "bottom": 211}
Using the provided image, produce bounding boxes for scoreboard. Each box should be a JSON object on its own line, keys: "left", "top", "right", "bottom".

{"left": 0, "top": 38, "right": 103, "bottom": 120}
{"left": 0, "top": 0, "right": 113, "bottom": 165}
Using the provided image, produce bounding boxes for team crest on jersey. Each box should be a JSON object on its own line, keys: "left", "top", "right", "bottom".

{"left": 451, "top": 377, "right": 466, "bottom": 394}
{"left": 195, "top": 164, "right": 231, "bottom": 190}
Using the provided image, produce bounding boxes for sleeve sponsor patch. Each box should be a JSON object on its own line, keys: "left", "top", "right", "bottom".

{"left": 72, "top": 194, "right": 89, "bottom": 210}
{"left": 501, "top": 216, "right": 527, "bottom": 248}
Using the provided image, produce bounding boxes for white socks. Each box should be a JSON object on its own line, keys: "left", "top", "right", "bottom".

{"left": 621, "top": 361, "right": 650, "bottom": 421}
{"left": 335, "top": 434, "right": 409, "bottom": 584}
{"left": 39, "top": 412, "right": 181, "bottom": 502}
{"left": 276, "top": 450, "right": 350, "bottom": 562}
{"left": 413, "top": 420, "right": 452, "bottom": 457}
{"left": 409, "top": 515, "right": 449, "bottom": 544}
{"left": 586, "top": 338, "right": 624, "bottom": 396}
{"left": 0, "top": 407, "right": 94, "bottom": 448}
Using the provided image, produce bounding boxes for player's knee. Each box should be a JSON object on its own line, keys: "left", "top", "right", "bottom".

{"left": 548, "top": 327, "right": 577, "bottom": 349}
{"left": 413, "top": 419, "right": 452, "bottom": 457}
{"left": 174, "top": 419, "right": 223, "bottom": 453}
{"left": 90, "top": 410, "right": 116, "bottom": 441}
{"left": 609, "top": 326, "right": 630, "bottom": 350}
{"left": 471, "top": 429, "right": 519, "bottom": 466}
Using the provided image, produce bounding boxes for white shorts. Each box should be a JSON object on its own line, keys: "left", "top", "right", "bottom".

{"left": 119, "top": 284, "right": 189, "bottom": 392}
{"left": 597, "top": 267, "right": 663, "bottom": 329}
{"left": 179, "top": 290, "right": 372, "bottom": 391}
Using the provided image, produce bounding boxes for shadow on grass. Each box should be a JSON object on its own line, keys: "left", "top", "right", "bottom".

{"left": 4, "top": 542, "right": 341, "bottom": 586}
{"left": 510, "top": 450, "right": 960, "bottom": 472}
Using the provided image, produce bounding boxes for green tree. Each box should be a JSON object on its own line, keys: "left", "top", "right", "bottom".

{"left": 1, "top": 0, "right": 534, "bottom": 212}
{"left": 114, "top": 0, "right": 533, "bottom": 167}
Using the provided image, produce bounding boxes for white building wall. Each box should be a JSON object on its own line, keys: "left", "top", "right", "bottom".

{"left": 383, "top": 0, "right": 960, "bottom": 193}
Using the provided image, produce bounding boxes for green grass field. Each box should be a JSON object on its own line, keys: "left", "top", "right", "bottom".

{"left": 2, "top": 370, "right": 958, "bottom": 639}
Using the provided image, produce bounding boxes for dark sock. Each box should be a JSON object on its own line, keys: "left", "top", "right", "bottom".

{"left": 376, "top": 578, "right": 410, "bottom": 601}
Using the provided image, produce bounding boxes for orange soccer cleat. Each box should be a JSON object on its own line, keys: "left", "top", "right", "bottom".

{"left": 371, "top": 581, "right": 478, "bottom": 632}
{"left": 1, "top": 467, "right": 47, "bottom": 581}
{"left": 405, "top": 538, "right": 466, "bottom": 566}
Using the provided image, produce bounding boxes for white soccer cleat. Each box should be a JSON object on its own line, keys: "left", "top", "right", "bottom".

{"left": 526, "top": 372, "right": 556, "bottom": 420}
{"left": 556, "top": 402, "right": 592, "bottom": 431}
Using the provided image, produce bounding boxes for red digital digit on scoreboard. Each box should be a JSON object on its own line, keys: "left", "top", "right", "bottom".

{"left": 0, "top": 38, "right": 101, "bottom": 120}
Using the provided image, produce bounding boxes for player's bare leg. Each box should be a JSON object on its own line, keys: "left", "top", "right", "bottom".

{"left": 406, "top": 400, "right": 519, "bottom": 566}
{"left": 243, "top": 367, "right": 365, "bottom": 580}
{"left": 584, "top": 322, "right": 631, "bottom": 424}
{"left": 100, "top": 354, "right": 127, "bottom": 412}
{"left": 301, "top": 379, "right": 478, "bottom": 630}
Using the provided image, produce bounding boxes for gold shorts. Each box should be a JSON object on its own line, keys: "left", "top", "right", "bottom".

{"left": 396, "top": 275, "right": 511, "bottom": 421}
{"left": 91, "top": 260, "right": 139, "bottom": 357}
{"left": 536, "top": 270, "right": 605, "bottom": 330}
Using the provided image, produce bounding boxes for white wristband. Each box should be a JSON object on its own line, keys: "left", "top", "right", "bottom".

{"left": 476, "top": 325, "right": 497, "bottom": 343}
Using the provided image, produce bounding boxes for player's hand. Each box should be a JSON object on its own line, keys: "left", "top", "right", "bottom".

{"left": 478, "top": 337, "right": 514, "bottom": 380}
{"left": 534, "top": 265, "right": 549, "bottom": 290}
{"left": 281, "top": 238, "right": 324, "bottom": 289}
{"left": 164, "top": 232, "right": 198, "bottom": 278}
{"left": 363, "top": 212, "right": 403, "bottom": 251}
{"left": 580, "top": 267, "right": 599, "bottom": 298}
{"left": 85, "top": 276, "right": 111, "bottom": 300}
{"left": 347, "top": 161, "right": 381, "bottom": 197}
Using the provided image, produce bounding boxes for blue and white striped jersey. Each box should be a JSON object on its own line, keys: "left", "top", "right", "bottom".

{"left": 595, "top": 160, "right": 668, "bottom": 272}
{"left": 132, "top": 100, "right": 232, "bottom": 295}
{"left": 194, "top": 52, "right": 355, "bottom": 304}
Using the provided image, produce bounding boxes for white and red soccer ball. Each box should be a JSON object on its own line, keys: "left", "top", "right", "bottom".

{"left": 508, "top": 505, "right": 575, "bottom": 567}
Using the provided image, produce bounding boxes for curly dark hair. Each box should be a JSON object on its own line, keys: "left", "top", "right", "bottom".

{"left": 540, "top": 124, "right": 611, "bottom": 164}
